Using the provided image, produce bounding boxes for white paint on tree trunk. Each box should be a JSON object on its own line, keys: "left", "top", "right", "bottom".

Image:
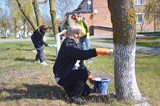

{"left": 55, "top": 33, "right": 60, "bottom": 57}
{"left": 114, "top": 43, "right": 142, "bottom": 101}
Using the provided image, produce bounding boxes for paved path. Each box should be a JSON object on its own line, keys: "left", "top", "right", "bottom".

{"left": 90, "top": 35, "right": 160, "bottom": 55}
{"left": 0, "top": 36, "right": 160, "bottom": 55}
{"left": 90, "top": 42, "right": 160, "bottom": 55}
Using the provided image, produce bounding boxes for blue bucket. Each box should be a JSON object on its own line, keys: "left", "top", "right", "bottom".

{"left": 93, "top": 78, "right": 110, "bottom": 94}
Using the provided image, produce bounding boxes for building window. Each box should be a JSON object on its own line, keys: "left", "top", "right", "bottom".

{"left": 87, "top": 0, "right": 92, "bottom": 10}
{"left": 134, "top": 0, "right": 143, "bottom": 5}
{"left": 136, "top": 13, "right": 143, "bottom": 24}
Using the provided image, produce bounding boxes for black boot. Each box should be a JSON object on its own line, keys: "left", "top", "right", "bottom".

{"left": 71, "top": 81, "right": 88, "bottom": 105}
{"left": 71, "top": 97, "right": 88, "bottom": 105}
{"left": 81, "top": 83, "right": 92, "bottom": 96}
{"left": 72, "top": 81, "right": 84, "bottom": 97}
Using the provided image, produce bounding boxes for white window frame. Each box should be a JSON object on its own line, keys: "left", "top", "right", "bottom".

{"left": 136, "top": 13, "right": 143, "bottom": 24}
{"left": 134, "top": 0, "right": 143, "bottom": 5}
{"left": 87, "top": 0, "right": 92, "bottom": 10}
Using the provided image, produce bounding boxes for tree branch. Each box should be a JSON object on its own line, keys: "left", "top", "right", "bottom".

{"left": 16, "top": 0, "right": 38, "bottom": 30}
{"left": 38, "top": 0, "right": 47, "bottom": 4}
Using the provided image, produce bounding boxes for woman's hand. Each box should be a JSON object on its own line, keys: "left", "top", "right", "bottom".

{"left": 88, "top": 74, "right": 95, "bottom": 84}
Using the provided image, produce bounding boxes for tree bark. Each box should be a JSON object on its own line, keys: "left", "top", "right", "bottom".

{"left": 49, "top": 0, "right": 60, "bottom": 56}
{"left": 108, "top": 0, "right": 142, "bottom": 101}
{"left": 38, "top": 0, "right": 47, "bottom": 4}
{"left": 49, "top": 0, "right": 58, "bottom": 34}
{"left": 32, "top": 0, "right": 47, "bottom": 26}
{"left": 16, "top": 0, "right": 38, "bottom": 30}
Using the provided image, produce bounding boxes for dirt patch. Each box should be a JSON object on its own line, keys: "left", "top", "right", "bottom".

{"left": 91, "top": 70, "right": 114, "bottom": 80}
{"left": 0, "top": 68, "right": 113, "bottom": 106}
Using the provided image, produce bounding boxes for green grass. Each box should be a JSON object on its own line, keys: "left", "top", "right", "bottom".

{"left": 92, "top": 35, "right": 160, "bottom": 48}
{"left": 0, "top": 34, "right": 16, "bottom": 39}
{"left": 0, "top": 40, "right": 159, "bottom": 105}
{"left": 136, "top": 36, "right": 160, "bottom": 48}
{"left": 0, "top": 40, "right": 56, "bottom": 74}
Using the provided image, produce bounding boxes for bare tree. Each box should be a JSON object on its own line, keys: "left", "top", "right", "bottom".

{"left": 55, "top": 0, "right": 81, "bottom": 20}
{"left": 108, "top": 0, "right": 142, "bottom": 101}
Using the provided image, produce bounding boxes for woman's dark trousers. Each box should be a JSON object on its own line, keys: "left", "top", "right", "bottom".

{"left": 31, "top": 38, "right": 45, "bottom": 62}
{"left": 58, "top": 69, "right": 91, "bottom": 98}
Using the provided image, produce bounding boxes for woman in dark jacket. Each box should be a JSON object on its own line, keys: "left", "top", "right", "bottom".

{"left": 53, "top": 23, "right": 112, "bottom": 105}
{"left": 31, "top": 24, "right": 53, "bottom": 65}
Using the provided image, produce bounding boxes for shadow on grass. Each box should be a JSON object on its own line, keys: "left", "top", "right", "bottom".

{"left": 14, "top": 56, "right": 56, "bottom": 63}
{"left": 0, "top": 83, "right": 110, "bottom": 104}
{"left": 0, "top": 84, "right": 66, "bottom": 101}
{"left": 46, "top": 55, "right": 56, "bottom": 62}
{"left": 85, "top": 94, "right": 109, "bottom": 104}
{"left": 48, "top": 58, "right": 56, "bottom": 62}
{"left": 0, "top": 48, "right": 10, "bottom": 51}
{"left": 14, "top": 58, "right": 33, "bottom": 62}
{"left": 17, "top": 48, "right": 33, "bottom": 51}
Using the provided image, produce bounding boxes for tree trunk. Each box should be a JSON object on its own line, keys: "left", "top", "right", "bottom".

{"left": 108, "top": 0, "right": 142, "bottom": 101}
{"left": 49, "top": 0, "right": 60, "bottom": 57}
{"left": 23, "top": 19, "right": 28, "bottom": 37}
{"left": 16, "top": 0, "right": 38, "bottom": 30}
{"left": 32, "top": 0, "right": 47, "bottom": 26}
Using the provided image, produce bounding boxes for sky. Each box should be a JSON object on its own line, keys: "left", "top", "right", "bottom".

{"left": 38, "top": 0, "right": 82, "bottom": 19}
{"left": 0, "top": 0, "right": 82, "bottom": 19}
{"left": 0, "top": 0, "right": 10, "bottom": 17}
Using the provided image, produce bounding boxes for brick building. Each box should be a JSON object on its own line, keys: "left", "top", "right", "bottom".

{"left": 66, "top": 0, "right": 158, "bottom": 36}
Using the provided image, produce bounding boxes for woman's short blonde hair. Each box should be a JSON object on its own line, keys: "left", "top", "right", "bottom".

{"left": 67, "top": 23, "right": 82, "bottom": 37}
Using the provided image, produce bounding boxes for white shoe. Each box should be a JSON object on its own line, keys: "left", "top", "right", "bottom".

{"left": 32, "top": 49, "right": 36, "bottom": 53}
{"left": 40, "top": 61, "right": 48, "bottom": 65}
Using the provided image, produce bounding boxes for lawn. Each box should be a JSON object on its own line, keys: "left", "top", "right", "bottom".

{"left": 0, "top": 40, "right": 159, "bottom": 106}
{"left": 92, "top": 35, "right": 160, "bottom": 48}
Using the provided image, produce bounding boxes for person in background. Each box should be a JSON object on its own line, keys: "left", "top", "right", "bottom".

{"left": 64, "top": 23, "right": 69, "bottom": 38}
{"left": 18, "top": 31, "right": 22, "bottom": 39}
{"left": 71, "top": 13, "right": 93, "bottom": 63}
{"left": 31, "top": 24, "right": 54, "bottom": 66}
{"left": 58, "top": 23, "right": 64, "bottom": 40}
{"left": 66, "top": 23, "right": 69, "bottom": 30}
{"left": 53, "top": 23, "right": 113, "bottom": 105}
{"left": 0, "top": 25, "right": 3, "bottom": 34}
{"left": 78, "top": 13, "right": 85, "bottom": 20}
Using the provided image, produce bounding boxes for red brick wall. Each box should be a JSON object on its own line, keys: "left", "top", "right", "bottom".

{"left": 93, "top": 26, "right": 113, "bottom": 35}
{"left": 68, "top": 0, "right": 155, "bottom": 35}
{"left": 135, "top": 0, "right": 155, "bottom": 32}
{"left": 92, "top": 0, "right": 112, "bottom": 27}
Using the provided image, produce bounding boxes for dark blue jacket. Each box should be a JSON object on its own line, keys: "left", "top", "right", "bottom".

{"left": 66, "top": 25, "right": 69, "bottom": 30}
{"left": 31, "top": 26, "right": 48, "bottom": 48}
{"left": 58, "top": 24, "right": 64, "bottom": 32}
{"left": 53, "top": 38, "right": 97, "bottom": 78}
